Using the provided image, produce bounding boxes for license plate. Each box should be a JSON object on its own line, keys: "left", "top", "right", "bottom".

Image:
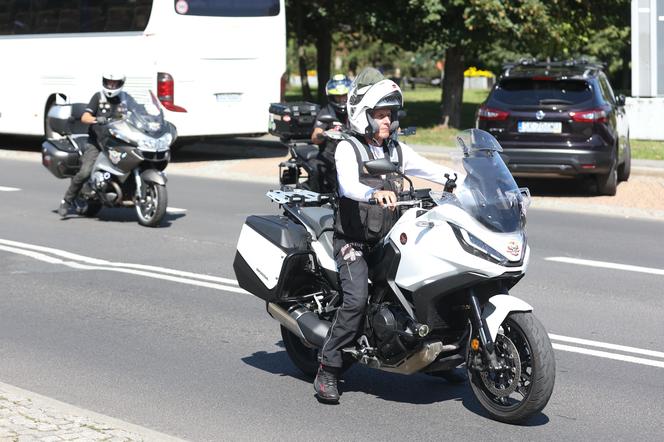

{"left": 517, "top": 121, "right": 562, "bottom": 133}
{"left": 215, "top": 93, "right": 242, "bottom": 103}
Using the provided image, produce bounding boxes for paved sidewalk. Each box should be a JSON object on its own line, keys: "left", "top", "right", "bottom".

{"left": 0, "top": 382, "right": 183, "bottom": 442}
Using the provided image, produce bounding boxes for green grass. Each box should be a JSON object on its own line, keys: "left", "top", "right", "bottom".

{"left": 285, "top": 85, "right": 664, "bottom": 159}
{"left": 630, "top": 139, "right": 664, "bottom": 160}
{"left": 400, "top": 87, "right": 489, "bottom": 146}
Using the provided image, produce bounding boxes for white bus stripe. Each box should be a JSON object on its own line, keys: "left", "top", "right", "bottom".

{"left": 553, "top": 343, "right": 664, "bottom": 368}
{"left": 546, "top": 256, "right": 664, "bottom": 276}
{"left": 0, "top": 238, "right": 239, "bottom": 286}
{"left": 0, "top": 244, "right": 249, "bottom": 295}
{"left": 549, "top": 334, "right": 664, "bottom": 359}
{"left": 0, "top": 186, "right": 20, "bottom": 191}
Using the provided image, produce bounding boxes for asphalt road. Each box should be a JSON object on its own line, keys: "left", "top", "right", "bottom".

{"left": 1, "top": 154, "right": 663, "bottom": 441}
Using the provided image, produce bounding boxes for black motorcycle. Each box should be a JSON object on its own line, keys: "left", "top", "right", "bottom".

{"left": 42, "top": 92, "right": 177, "bottom": 227}
{"left": 278, "top": 113, "right": 341, "bottom": 194}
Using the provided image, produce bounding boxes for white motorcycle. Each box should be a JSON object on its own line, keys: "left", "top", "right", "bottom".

{"left": 233, "top": 129, "right": 555, "bottom": 423}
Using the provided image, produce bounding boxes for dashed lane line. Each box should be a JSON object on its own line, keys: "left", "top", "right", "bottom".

{"left": 546, "top": 256, "right": 664, "bottom": 276}
{"left": 2, "top": 238, "right": 664, "bottom": 369}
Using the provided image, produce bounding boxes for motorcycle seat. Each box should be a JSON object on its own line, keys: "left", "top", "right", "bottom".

{"left": 294, "top": 144, "right": 319, "bottom": 161}
{"left": 71, "top": 135, "right": 91, "bottom": 153}
{"left": 299, "top": 207, "right": 334, "bottom": 238}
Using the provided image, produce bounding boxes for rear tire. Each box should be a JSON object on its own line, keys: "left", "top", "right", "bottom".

{"left": 468, "top": 312, "right": 555, "bottom": 424}
{"left": 135, "top": 183, "right": 167, "bottom": 227}
{"left": 595, "top": 164, "right": 617, "bottom": 196}
{"left": 281, "top": 325, "right": 320, "bottom": 378}
{"left": 617, "top": 141, "right": 631, "bottom": 182}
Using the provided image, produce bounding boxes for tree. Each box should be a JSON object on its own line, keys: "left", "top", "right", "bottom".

{"left": 286, "top": 0, "right": 355, "bottom": 103}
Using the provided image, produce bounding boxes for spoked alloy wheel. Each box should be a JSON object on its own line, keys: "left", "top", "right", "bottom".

{"left": 468, "top": 312, "right": 555, "bottom": 424}
{"left": 135, "top": 183, "right": 167, "bottom": 227}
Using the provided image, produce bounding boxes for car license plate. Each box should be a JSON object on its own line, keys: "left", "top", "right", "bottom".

{"left": 517, "top": 121, "right": 562, "bottom": 133}
{"left": 215, "top": 93, "right": 242, "bottom": 103}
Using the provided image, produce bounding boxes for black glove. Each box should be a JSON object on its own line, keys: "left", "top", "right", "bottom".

{"left": 95, "top": 116, "right": 107, "bottom": 125}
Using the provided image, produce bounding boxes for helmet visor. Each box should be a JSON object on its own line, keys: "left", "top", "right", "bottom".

{"left": 103, "top": 78, "right": 124, "bottom": 90}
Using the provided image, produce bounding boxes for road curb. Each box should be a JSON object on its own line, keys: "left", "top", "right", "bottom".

{"left": 0, "top": 380, "right": 184, "bottom": 441}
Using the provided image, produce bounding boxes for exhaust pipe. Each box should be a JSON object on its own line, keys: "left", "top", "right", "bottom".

{"left": 267, "top": 303, "right": 330, "bottom": 347}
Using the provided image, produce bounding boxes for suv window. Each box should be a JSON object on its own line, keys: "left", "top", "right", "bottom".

{"left": 175, "top": 0, "right": 280, "bottom": 17}
{"left": 493, "top": 78, "right": 593, "bottom": 106}
{"left": 598, "top": 73, "right": 616, "bottom": 105}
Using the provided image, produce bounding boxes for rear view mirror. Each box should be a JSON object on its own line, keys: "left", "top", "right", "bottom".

{"left": 616, "top": 94, "right": 626, "bottom": 107}
{"left": 364, "top": 158, "right": 398, "bottom": 175}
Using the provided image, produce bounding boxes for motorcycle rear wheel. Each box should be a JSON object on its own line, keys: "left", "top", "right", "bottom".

{"left": 135, "top": 183, "right": 167, "bottom": 227}
{"left": 281, "top": 325, "right": 320, "bottom": 378}
{"left": 468, "top": 312, "right": 555, "bottom": 424}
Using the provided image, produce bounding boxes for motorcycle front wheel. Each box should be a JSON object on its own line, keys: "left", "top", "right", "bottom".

{"left": 468, "top": 312, "right": 555, "bottom": 424}
{"left": 135, "top": 182, "right": 167, "bottom": 227}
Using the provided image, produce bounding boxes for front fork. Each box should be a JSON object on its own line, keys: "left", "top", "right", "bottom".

{"left": 133, "top": 169, "right": 144, "bottom": 200}
{"left": 468, "top": 288, "right": 501, "bottom": 370}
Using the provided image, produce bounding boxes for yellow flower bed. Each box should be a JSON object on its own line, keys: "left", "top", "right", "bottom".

{"left": 464, "top": 67, "right": 495, "bottom": 78}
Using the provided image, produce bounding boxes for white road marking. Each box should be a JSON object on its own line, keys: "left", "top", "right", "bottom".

{"left": 0, "top": 239, "right": 248, "bottom": 295}
{"left": 549, "top": 333, "right": 664, "bottom": 359}
{"left": 546, "top": 256, "right": 664, "bottom": 276}
{"left": 4, "top": 238, "right": 664, "bottom": 369}
{"left": 166, "top": 207, "right": 187, "bottom": 214}
{"left": 0, "top": 186, "right": 20, "bottom": 191}
{"left": 552, "top": 343, "right": 664, "bottom": 369}
{"left": 0, "top": 238, "right": 239, "bottom": 286}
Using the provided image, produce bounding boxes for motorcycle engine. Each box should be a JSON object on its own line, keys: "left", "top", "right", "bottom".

{"left": 371, "top": 304, "right": 418, "bottom": 362}
{"left": 92, "top": 171, "right": 111, "bottom": 191}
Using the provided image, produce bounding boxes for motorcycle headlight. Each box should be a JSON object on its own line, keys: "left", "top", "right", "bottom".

{"left": 450, "top": 224, "right": 508, "bottom": 265}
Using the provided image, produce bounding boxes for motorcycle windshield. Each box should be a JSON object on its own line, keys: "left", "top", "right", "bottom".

{"left": 434, "top": 129, "right": 529, "bottom": 233}
{"left": 122, "top": 92, "right": 167, "bottom": 135}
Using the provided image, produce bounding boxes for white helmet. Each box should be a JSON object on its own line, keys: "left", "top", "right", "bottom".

{"left": 347, "top": 67, "right": 403, "bottom": 137}
{"left": 102, "top": 73, "right": 126, "bottom": 98}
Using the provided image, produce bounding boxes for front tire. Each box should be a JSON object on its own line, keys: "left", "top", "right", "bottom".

{"left": 135, "top": 183, "right": 167, "bottom": 227}
{"left": 468, "top": 312, "right": 555, "bottom": 424}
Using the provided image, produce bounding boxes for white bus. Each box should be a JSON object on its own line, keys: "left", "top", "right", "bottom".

{"left": 0, "top": 0, "right": 286, "bottom": 140}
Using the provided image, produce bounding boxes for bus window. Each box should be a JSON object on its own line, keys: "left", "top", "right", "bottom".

{"left": 175, "top": 0, "right": 280, "bottom": 17}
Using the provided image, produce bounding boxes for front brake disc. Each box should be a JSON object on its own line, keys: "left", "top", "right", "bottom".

{"left": 479, "top": 334, "right": 521, "bottom": 397}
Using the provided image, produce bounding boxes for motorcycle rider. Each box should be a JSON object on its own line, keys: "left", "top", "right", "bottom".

{"left": 58, "top": 73, "right": 129, "bottom": 217}
{"left": 314, "top": 67, "right": 462, "bottom": 403}
{"left": 309, "top": 74, "right": 352, "bottom": 192}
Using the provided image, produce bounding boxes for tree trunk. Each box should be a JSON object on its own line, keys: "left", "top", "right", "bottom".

{"left": 315, "top": 23, "right": 332, "bottom": 104}
{"left": 295, "top": 6, "right": 312, "bottom": 101}
{"left": 440, "top": 46, "right": 465, "bottom": 128}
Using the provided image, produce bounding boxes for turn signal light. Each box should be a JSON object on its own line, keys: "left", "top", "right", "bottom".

{"left": 471, "top": 338, "right": 480, "bottom": 351}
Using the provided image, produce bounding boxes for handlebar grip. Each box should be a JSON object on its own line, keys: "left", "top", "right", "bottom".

{"left": 368, "top": 198, "right": 378, "bottom": 205}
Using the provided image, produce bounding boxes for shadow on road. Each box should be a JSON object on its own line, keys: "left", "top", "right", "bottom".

{"left": 52, "top": 207, "right": 186, "bottom": 227}
{"left": 0, "top": 134, "right": 287, "bottom": 162}
{"left": 171, "top": 136, "right": 286, "bottom": 163}
{"left": 0, "top": 135, "right": 42, "bottom": 151}
{"left": 242, "top": 344, "right": 551, "bottom": 425}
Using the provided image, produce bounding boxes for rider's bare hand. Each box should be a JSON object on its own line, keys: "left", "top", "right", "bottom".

{"left": 372, "top": 190, "right": 397, "bottom": 211}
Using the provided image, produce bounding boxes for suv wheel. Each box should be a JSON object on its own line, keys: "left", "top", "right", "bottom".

{"left": 596, "top": 165, "right": 617, "bottom": 196}
{"left": 617, "top": 141, "right": 631, "bottom": 182}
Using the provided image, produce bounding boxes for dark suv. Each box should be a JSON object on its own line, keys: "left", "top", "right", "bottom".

{"left": 476, "top": 60, "right": 630, "bottom": 195}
